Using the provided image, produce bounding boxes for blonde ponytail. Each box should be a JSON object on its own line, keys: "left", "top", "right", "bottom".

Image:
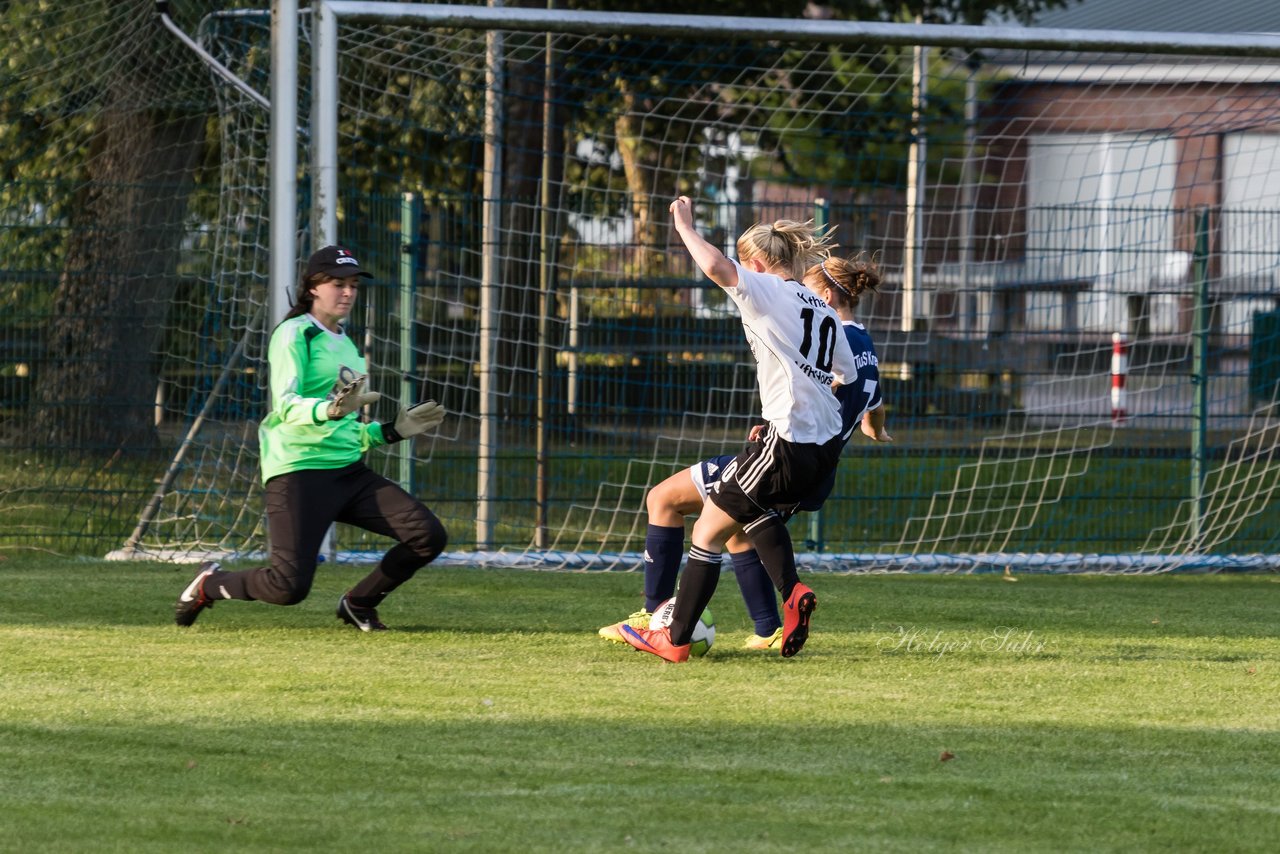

{"left": 737, "top": 218, "right": 836, "bottom": 281}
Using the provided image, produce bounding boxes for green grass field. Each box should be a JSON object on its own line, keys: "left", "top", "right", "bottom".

{"left": 2, "top": 556, "right": 1278, "bottom": 852}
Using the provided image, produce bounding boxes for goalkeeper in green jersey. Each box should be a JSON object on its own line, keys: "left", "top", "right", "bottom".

{"left": 173, "top": 245, "right": 448, "bottom": 632}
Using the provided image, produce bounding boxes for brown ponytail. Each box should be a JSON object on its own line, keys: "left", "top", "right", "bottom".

{"left": 805, "top": 252, "right": 881, "bottom": 309}
{"left": 283, "top": 272, "right": 327, "bottom": 321}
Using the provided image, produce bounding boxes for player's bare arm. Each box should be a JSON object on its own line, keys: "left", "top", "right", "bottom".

{"left": 670, "top": 196, "right": 738, "bottom": 289}
{"left": 862, "top": 406, "right": 892, "bottom": 442}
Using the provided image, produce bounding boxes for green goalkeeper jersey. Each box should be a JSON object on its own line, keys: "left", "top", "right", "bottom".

{"left": 258, "top": 314, "right": 388, "bottom": 482}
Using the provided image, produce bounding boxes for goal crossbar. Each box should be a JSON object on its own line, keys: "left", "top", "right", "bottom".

{"left": 324, "top": 1, "right": 1280, "bottom": 57}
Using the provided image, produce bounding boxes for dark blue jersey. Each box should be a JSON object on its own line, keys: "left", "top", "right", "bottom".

{"left": 834, "top": 321, "right": 881, "bottom": 441}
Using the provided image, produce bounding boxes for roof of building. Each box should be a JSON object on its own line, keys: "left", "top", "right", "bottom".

{"left": 1030, "top": 0, "right": 1280, "bottom": 35}
{"left": 982, "top": 0, "right": 1280, "bottom": 79}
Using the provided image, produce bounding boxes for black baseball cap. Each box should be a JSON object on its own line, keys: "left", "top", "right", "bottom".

{"left": 304, "top": 245, "right": 374, "bottom": 279}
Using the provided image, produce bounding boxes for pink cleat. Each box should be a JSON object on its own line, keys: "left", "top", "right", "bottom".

{"left": 620, "top": 624, "right": 691, "bottom": 663}
{"left": 781, "top": 582, "right": 816, "bottom": 657}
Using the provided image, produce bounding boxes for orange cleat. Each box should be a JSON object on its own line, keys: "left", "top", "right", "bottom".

{"left": 620, "top": 624, "right": 691, "bottom": 663}
{"left": 781, "top": 582, "right": 816, "bottom": 658}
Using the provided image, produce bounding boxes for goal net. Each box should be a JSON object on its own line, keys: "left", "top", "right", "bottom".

{"left": 7, "top": 2, "right": 1280, "bottom": 571}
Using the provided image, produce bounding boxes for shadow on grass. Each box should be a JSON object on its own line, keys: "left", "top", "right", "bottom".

{"left": 2, "top": 717, "right": 1277, "bottom": 853}
{"left": 2, "top": 561, "right": 1279, "bottom": 642}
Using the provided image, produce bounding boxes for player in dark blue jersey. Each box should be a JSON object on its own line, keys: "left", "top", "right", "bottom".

{"left": 600, "top": 253, "right": 888, "bottom": 651}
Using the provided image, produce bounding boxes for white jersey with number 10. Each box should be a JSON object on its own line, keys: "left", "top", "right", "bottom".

{"left": 723, "top": 260, "right": 858, "bottom": 444}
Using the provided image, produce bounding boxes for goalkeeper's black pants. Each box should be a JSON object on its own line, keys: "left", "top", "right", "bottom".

{"left": 206, "top": 462, "right": 448, "bottom": 607}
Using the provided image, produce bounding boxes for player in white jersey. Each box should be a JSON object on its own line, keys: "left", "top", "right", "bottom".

{"left": 620, "top": 197, "right": 858, "bottom": 662}
{"left": 599, "top": 254, "right": 889, "bottom": 651}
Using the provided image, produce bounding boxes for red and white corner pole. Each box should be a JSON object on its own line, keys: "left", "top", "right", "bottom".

{"left": 1111, "top": 332, "right": 1128, "bottom": 425}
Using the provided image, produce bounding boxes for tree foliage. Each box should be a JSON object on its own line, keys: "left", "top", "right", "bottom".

{"left": 0, "top": 0, "right": 1079, "bottom": 444}
{"left": 547, "top": 0, "right": 1078, "bottom": 291}
{"left": 1, "top": 0, "right": 220, "bottom": 447}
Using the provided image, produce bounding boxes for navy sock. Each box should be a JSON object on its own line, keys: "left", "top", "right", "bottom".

{"left": 731, "top": 549, "right": 781, "bottom": 636}
{"left": 668, "top": 546, "right": 722, "bottom": 645}
{"left": 643, "top": 523, "right": 685, "bottom": 611}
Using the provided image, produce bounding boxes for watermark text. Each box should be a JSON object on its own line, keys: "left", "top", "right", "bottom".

{"left": 876, "top": 626, "right": 1049, "bottom": 658}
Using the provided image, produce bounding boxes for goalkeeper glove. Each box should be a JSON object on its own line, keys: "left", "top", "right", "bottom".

{"left": 381, "top": 400, "right": 446, "bottom": 443}
{"left": 326, "top": 374, "right": 380, "bottom": 420}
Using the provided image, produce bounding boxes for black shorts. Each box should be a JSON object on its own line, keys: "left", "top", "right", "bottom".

{"left": 707, "top": 425, "right": 844, "bottom": 525}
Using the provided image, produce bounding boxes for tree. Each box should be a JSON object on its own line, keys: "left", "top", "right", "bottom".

{"left": 550, "top": 0, "right": 1077, "bottom": 307}
{"left": 0, "top": 0, "right": 1078, "bottom": 446}
{"left": 819, "top": 0, "right": 1072, "bottom": 24}
{"left": 1, "top": 1, "right": 225, "bottom": 450}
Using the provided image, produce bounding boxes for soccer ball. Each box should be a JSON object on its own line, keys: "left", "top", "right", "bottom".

{"left": 649, "top": 597, "right": 715, "bottom": 657}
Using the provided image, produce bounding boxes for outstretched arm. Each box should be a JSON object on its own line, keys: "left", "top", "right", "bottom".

{"left": 670, "top": 196, "right": 738, "bottom": 289}
{"left": 380, "top": 400, "right": 446, "bottom": 444}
